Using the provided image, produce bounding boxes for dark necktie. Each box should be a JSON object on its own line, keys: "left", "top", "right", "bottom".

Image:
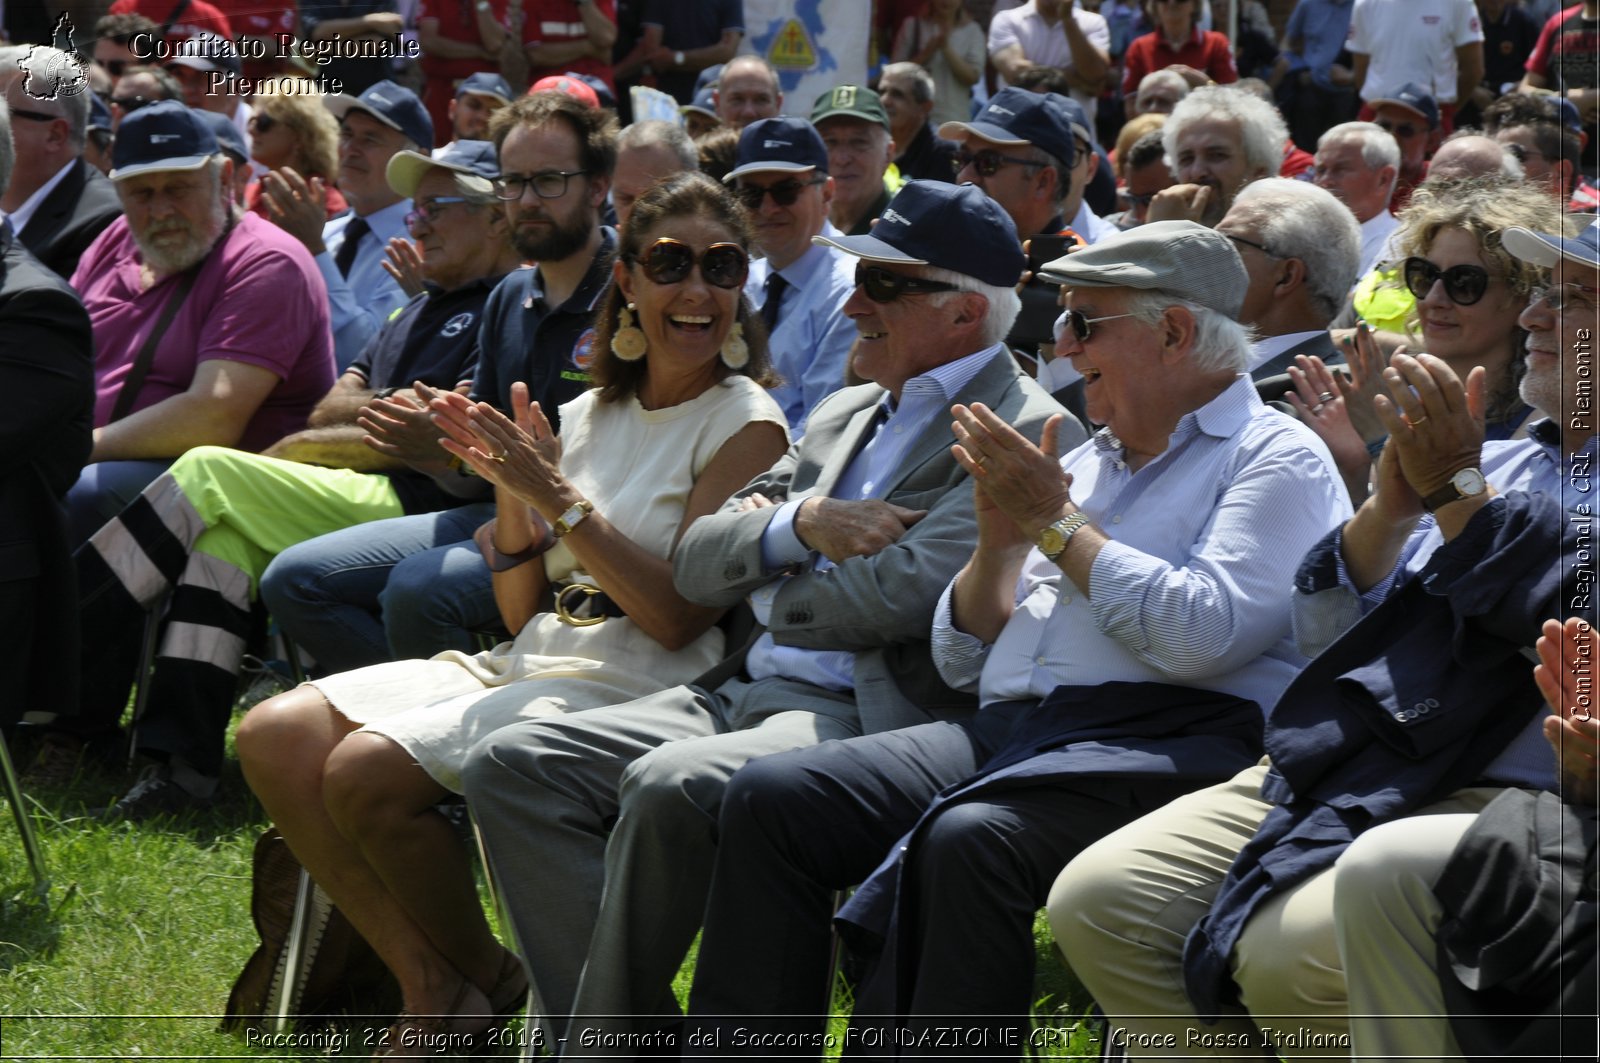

{"left": 761, "top": 270, "right": 790, "bottom": 335}
{"left": 333, "top": 215, "right": 370, "bottom": 278}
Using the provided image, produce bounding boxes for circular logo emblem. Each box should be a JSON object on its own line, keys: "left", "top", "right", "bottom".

{"left": 572, "top": 327, "right": 598, "bottom": 370}
{"left": 440, "top": 312, "right": 475, "bottom": 338}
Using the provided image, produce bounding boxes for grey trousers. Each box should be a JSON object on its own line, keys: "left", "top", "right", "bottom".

{"left": 461, "top": 673, "right": 862, "bottom": 1055}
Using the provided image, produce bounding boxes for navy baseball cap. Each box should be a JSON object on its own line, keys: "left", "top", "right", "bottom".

{"left": 725, "top": 116, "right": 830, "bottom": 181}
{"left": 162, "top": 28, "right": 242, "bottom": 77}
{"left": 195, "top": 109, "right": 248, "bottom": 165}
{"left": 681, "top": 85, "right": 718, "bottom": 121}
{"left": 1370, "top": 83, "right": 1440, "bottom": 130}
{"left": 456, "top": 72, "right": 512, "bottom": 104}
{"left": 814, "top": 180, "right": 1024, "bottom": 288}
{"left": 387, "top": 138, "right": 499, "bottom": 198}
{"left": 326, "top": 79, "right": 435, "bottom": 151}
{"left": 88, "top": 92, "right": 112, "bottom": 134}
{"left": 696, "top": 64, "right": 724, "bottom": 95}
{"left": 1503, "top": 213, "right": 1600, "bottom": 270}
{"left": 565, "top": 71, "right": 616, "bottom": 110}
{"left": 110, "top": 100, "right": 220, "bottom": 181}
{"left": 938, "top": 86, "right": 1077, "bottom": 168}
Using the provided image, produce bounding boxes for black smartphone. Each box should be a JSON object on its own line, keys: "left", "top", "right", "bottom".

{"left": 1026, "top": 234, "right": 1077, "bottom": 277}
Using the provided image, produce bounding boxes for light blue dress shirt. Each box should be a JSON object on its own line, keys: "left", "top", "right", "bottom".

{"left": 932, "top": 374, "right": 1353, "bottom": 713}
{"left": 744, "top": 344, "right": 1007, "bottom": 692}
{"left": 745, "top": 220, "right": 860, "bottom": 432}
{"left": 319, "top": 198, "right": 412, "bottom": 370}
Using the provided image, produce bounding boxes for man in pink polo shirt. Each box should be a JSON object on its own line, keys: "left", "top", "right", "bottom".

{"left": 66, "top": 101, "right": 334, "bottom": 541}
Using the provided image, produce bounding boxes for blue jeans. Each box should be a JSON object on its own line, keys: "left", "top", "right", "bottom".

{"left": 259, "top": 504, "right": 503, "bottom": 673}
{"left": 65, "top": 459, "right": 171, "bottom": 545}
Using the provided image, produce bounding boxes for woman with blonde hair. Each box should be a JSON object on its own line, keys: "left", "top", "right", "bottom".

{"left": 245, "top": 76, "right": 347, "bottom": 219}
{"left": 237, "top": 171, "right": 789, "bottom": 1052}
{"left": 1290, "top": 176, "right": 1565, "bottom": 500}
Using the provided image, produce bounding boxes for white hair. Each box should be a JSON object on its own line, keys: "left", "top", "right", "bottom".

{"left": 1123, "top": 288, "right": 1255, "bottom": 374}
{"left": 1232, "top": 178, "right": 1362, "bottom": 321}
{"left": 922, "top": 263, "right": 1023, "bottom": 348}
{"left": 0, "top": 45, "right": 90, "bottom": 149}
{"left": 1163, "top": 84, "right": 1287, "bottom": 179}
{"left": 1317, "top": 121, "right": 1401, "bottom": 174}
{"left": 0, "top": 98, "right": 12, "bottom": 198}
{"left": 617, "top": 119, "right": 699, "bottom": 170}
{"left": 1137, "top": 69, "right": 1190, "bottom": 105}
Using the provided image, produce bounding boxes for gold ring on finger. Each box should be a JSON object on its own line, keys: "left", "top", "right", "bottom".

{"left": 1403, "top": 414, "right": 1428, "bottom": 428}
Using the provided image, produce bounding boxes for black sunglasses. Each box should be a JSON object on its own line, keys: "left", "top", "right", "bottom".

{"left": 630, "top": 238, "right": 750, "bottom": 289}
{"left": 952, "top": 149, "right": 1046, "bottom": 178}
{"left": 111, "top": 94, "right": 155, "bottom": 113}
{"left": 100, "top": 58, "right": 129, "bottom": 77}
{"left": 1061, "top": 309, "right": 1136, "bottom": 342}
{"left": 1376, "top": 119, "right": 1423, "bottom": 139}
{"left": 249, "top": 113, "right": 277, "bottom": 133}
{"left": 1403, "top": 256, "right": 1491, "bottom": 305}
{"left": 733, "top": 176, "right": 825, "bottom": 210}
{"left": 854, "top": 264, "right": 959, "bottom": 303}
{"left": 9, "top": 107, "right": 61, "bottom": 123}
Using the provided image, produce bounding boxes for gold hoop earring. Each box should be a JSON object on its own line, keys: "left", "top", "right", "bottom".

{"left": 611, "top": 302, "right": 647, "bottom": 361}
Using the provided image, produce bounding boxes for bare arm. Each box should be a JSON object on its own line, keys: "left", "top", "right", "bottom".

{"left": 1062, "top": 13, "right": 1109, "bottom": 86}
{"left": 309, "top": 12, "right": 404, "bottom": 39}
{"left": 418, "top": 18, "right": 494, "bottom": 60}
{"left": 990, "top": 42, "right": 1031, "bottom": 84}
{"left": 1351, "top": 53, "right": 1369, "bottom": 97}
{"left": 306, "top": 371, "right": 377, "bottom": 428}
{"left": 90, "top": 359, "right": 281, "bottom": 462}
{"left": 260, "top": 424, "right": 406, "bottom": 470}
{"left": 612, "top": 22, "right": 661, "bottom": 82}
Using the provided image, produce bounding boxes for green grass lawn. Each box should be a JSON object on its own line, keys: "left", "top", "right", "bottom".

{"left": 1, "top": 726, "right": 1101, "bottom": 1060}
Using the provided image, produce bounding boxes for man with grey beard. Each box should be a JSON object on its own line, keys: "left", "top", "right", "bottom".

{"left": 64, "top": 101, "right": 334, "bottom": 543}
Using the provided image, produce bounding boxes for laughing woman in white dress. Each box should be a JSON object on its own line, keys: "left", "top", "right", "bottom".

{"left": 235, "top": 172, "right": 789, "bottom": 1048}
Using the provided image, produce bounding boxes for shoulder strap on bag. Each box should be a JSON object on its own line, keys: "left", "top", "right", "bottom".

{"left": 108, "top": 265, "right": 203, "bottom": 424}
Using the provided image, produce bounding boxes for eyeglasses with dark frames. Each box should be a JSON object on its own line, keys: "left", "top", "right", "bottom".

{"left": 248, "top": 113, "right": 277, "bottom": 133}
{"left": 9, "top": 107, "right": 63, "bottom": 123}
{"left": 629, "top": 238, "right": 750, "bottom": 289}
{"left": 1375, "top": 119, "right": 1423, "bottom": 139}
{"left": 404, "top": 196, "right": 470, "bottom": 234}
{"left": 732, "top": 176, "right": 826, "bottom": 210}
{"left": 854, "top": 264, "right": 960, "bottom": 303}
{"left": 1061, "top": 309, "right": 1136, "bottom": 342}
{"left": 1502, "top": 142, "right": 1550, "bottom": 165}
{"left": 111, "top": 94, "right": 155, "bottom": 113}
{"left": 493, "top": 170, "right": 588, "bottom": 200}
{"left": 1225, "top": 232, "right": 1282, "bottom": 258}
{"left": 1403, "top": 256, "right": 1491, "bottom": 305}
{"left": 952, "top": 149, "right": 1047, "bottom": 178}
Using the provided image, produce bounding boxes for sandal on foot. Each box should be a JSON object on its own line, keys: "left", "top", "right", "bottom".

{"left": 374, "top": 978, "right": 491, "bottom": 1059}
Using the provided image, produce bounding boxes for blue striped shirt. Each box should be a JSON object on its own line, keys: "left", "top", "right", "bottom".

{"left": 933, "top": 374, "right": 1353, "bottom": 712}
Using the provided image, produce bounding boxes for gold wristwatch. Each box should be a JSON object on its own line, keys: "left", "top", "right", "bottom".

{"left": 552, "top": 499, "right": 594, "bottom": 538}
{"left": 1037, "top": 512, "right": 1090, "bottom": 562}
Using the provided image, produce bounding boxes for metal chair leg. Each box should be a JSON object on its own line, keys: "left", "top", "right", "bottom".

{"left": 0, "top": 735, "right": 48, "bottom": 899}
{"left": 124, "top": 590, "right": 170, "bottom": 769}
{"left": 270, "top": 867, "right": 331, "bottom": 1034}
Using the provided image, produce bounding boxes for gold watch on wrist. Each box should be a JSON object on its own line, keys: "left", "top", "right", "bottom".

{"left": 1037, "top": 512, "right": 1090, "bottom": 562}
{"left": 552, "top": 499, "right": 594, "bottom": 538}
{"left": 1421, "top": 467, "right": 1487, "bottom": 512}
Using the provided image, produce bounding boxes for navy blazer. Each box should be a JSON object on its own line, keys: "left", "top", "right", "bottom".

{"left": 17, "top": 158, "right": 122, "bottom": 281}
{"left": 1183, "top": 490, "right": 1591, "bottom": 1018}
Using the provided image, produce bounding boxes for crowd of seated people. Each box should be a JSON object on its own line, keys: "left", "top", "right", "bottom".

{"left": 3, "top": 2, "right": 1597, "bottom": 1059}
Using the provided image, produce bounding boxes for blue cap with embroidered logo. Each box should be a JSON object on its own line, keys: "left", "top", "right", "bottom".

{"left": 937, "top": 86, "right": 1076, "bottom": 168}
{"left": 456, "top": 72, "right": 512, "bottom": 104}
{"left": 325, "top": 79, "right": 435, "bottom": 152}
{"left": 724, "top": 116, "right": 830, "bottom": 181}
{"left": 1369, "top": 82, "right": 1440, "bottom": 130}
{"left": 110, "top": 100, "right": 220, "bottom": 181}
{"left": 1503, "top": 213, "right": 1600, "bottom": 270}
{"left": 813, "top": 180, "right": 1024, "bottom": 288}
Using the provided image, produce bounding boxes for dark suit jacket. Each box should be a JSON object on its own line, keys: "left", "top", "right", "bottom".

{"left": 674, "top": 350, "right": 1077, "bottom": 734}
{"left": 0, "top": 222, "right": 96, "bottom": 726}
{"left": 17, "top": 158, "right": 122, "bottom": 281}
{"left": 1252, "top": 330, "right": 1341, "bottom": 414}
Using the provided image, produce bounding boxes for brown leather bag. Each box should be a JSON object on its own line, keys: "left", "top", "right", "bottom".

{"left": 221, "top": 828, "right": 400, "bottom": 1032}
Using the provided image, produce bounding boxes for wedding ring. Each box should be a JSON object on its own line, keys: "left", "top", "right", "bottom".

{"left": 1317, "top": 392, "right": 1335, "bottom": 402}
{"left": 1404, "top": 414, "right": 1428, "bottom": 428}
{"left": 488, "top": 452, "right": 507, "bottom": 464}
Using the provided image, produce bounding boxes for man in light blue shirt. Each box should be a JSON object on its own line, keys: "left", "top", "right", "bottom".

{"left": 725, "top": 116, "right": 859, "bottom": 431}
{"left": 263, "top": 80, "right": 429, "bottom": 369}
{"left": 681, "top": 220, "right": 1353, "bottom": 1056}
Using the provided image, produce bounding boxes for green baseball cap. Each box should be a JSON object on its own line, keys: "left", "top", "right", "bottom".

{"left": 810, "top": 85, "right": 889, "bottom": 131}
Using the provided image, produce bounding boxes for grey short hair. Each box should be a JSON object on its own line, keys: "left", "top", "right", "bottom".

{"left": 922, "top": 263, "right": 1023, "bottom": 348}
{"left": 1318, "top": 121, "right": 1400, "bottom": 173}
{"left": 617, "top": 119, "right": 699, "bottom": 170}
{"left": 1123, "top": 288, "right": 1255, "bottom": 374}
{"left": 1232, "top": 178, "right": 1362, "bottom": 321}
{"left": 880, "top": 62, "right": 936, "bottom": 104}
{"left": 0, "top": 45, "right": 91, "bottom": 150}
{"left": 1163, "top": 84, "right": 1287, "bottom": 179}
{"left": 0, "top": 97, "right": 13, "bottom": 199}
{"left": 1137, "top": 69, "right": 1190, "bottom": 103}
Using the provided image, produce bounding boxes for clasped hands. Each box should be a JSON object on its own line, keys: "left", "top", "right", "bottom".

{"left": 950, "top": 404, "right": 1075, "bottom": 553}
{"left": 1368, "top": 352, "right": 1487, "bottom": 523}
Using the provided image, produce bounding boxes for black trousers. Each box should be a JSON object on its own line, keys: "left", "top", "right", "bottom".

{"left": 685, "top": 703, "right": 1192, "bottom": 1062}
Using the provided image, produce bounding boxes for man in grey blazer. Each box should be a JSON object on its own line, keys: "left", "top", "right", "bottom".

{"left": 461, "top": 181, "right": 1077, "bottom": 1050}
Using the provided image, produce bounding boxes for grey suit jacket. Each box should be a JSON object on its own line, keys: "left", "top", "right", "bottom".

{"left": 674, "top": 350, "right": 1079, "bottom": 734}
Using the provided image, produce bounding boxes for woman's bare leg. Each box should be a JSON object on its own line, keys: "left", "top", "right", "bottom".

{"left": 236, "top": 687, "right": 495, "bottom": 1017}
{"left": 323, "top": 731, "right": 509, "bottom": 996}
